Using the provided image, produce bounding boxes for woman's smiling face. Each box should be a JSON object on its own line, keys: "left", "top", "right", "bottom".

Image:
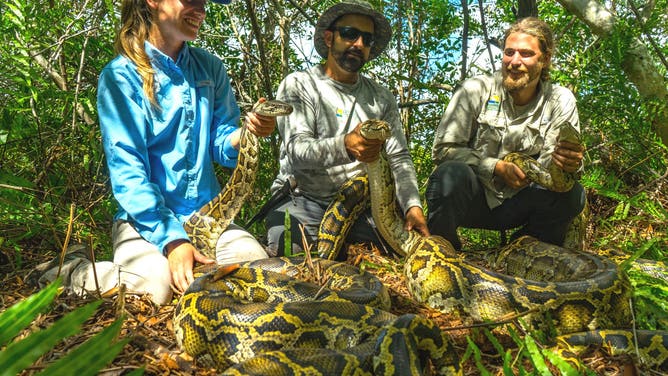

{"left": 148, "top": 0, "right": 207, "bottom": 56}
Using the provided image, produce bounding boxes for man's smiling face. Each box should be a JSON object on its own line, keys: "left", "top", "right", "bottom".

{"left": 501, "top": 32, "right": 547, "bottom": 93}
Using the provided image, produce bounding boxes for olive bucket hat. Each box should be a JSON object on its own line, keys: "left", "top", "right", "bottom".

{"left": 314, "top": 0, "right": 392, "bottom": 60}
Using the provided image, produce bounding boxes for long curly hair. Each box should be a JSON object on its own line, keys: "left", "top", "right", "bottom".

{"left": 503, "top": 17, "right": 554, "bottom": 81}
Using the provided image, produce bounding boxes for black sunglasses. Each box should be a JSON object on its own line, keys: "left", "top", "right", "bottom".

{"left": 333, "top": 26, "right": 375, "bottom": 47}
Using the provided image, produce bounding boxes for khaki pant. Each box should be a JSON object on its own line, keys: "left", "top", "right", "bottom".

{"left": 39, "top": 221, "right": 268, "bottom": 305}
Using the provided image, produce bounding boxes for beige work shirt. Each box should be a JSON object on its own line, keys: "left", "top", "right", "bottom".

{"left": 432, "top": 71, "right": 581, "bottom": 209}
{"left": 273, "top": 65, "right": 422, "bottom": 213}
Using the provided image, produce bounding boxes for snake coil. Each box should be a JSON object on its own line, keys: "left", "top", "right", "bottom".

{"left": 359, "top": 119, "right": 668, "bottom": 372}
{"left": 175, "top": 106, "right": 461, "bottom": 375}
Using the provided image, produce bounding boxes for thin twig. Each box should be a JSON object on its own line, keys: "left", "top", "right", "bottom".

{"left": 460, "top": 0, "right": 469, "bottom": 81}
{"left": 365, "top": 213, "right": 392, "bottom": 257}
{"left": 56, "top": 203, "right": 76, "bottom": 277}
{"left": 244, "top": 0, "right": 274, "bottom": 98}
{"left": 439, "top": 306, "right": 541, "bottom": 331}
{"left": 629, "top": 297, "right": 642, "bottom": 367}
{"left": 283, "top": 0, "right": 315, "bottom": 26}
{"left": 628, "top": 0, "right": 668, "bottom": 71}
{"left": 477, "top": 0, "right": 496, "bottom": 72}
{"left": 88, "top": 234, "right": 102, "bottom": 299}
{"left": 0, "top": 183, "right": 43, "bottom": 194}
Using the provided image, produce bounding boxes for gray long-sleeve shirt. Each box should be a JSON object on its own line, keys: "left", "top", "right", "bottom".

{"left": 272, "top": 65, "right": 422, "bottom": 213}
{"left": 432, "top": 71, "right": 580, "bottom": 209}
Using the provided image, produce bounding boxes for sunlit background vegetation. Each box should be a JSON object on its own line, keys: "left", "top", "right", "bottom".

{"left": 1, "top": 0, "right": 667, "bottom": 373}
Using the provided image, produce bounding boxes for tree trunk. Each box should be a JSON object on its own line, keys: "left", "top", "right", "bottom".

{"left": 459, "top": 0, "right": 469, "bottom": 82}
{"left": 516, "top": 0, "right": 538, "bottom": 18}
{"left": 557, "top": 0, "right": 668, "bottom": 145}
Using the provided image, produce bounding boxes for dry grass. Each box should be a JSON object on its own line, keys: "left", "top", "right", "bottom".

{"left": 0, "top": 238, "right": 640, "bottom": 375}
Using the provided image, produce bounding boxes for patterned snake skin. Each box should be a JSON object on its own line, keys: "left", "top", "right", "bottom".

{"left": 174, "top": 105, "right": 461, "bottom": 375}
{"left": 182, "top": 100, "right": 293, "bottom": 257}
{"left": 361, "top": 119, "right": 668, "bottom": 372}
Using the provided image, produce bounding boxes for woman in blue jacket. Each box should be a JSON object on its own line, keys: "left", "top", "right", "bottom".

{"left": 36, "top": 0, "right": 275, "bottom": 305}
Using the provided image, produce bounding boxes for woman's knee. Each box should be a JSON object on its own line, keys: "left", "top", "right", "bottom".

{"left": 217, "top": 224, "right": 268, "bottom": 264}
{"left": 118, "top": 251, "right": 172, "bottom": 305}
{"left": 142, "top": 258, "right": 172, "bottom": 305}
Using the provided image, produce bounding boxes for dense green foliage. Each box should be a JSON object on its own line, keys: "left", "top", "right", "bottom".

{"left": 1, "top": 0, "right": 667, "bottom": 371}
{"left": 0, "top": 279, "right": 133, "bottom": 375}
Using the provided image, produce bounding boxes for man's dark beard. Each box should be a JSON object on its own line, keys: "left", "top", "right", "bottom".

{"left": 332, "top": 47, "right": 366, "bottom": 73}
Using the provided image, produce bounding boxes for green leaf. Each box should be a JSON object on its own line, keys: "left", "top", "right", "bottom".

{"left": 465, "top": 336, "right": 493, "bottom": 376}
{"left": 523, "top": 333, "right": 552, "bottom": 376}
{"left": 0, "top": 300, "right": 102, "bottom": 376}
{"left": 482, "top": 327, "right": 505, "bottom": 356}
{"left": 37, "top": 317, "right": 131, "bottom": 376}
{"left": 459, "top": 335, "right": 474, "bottom": 364}
{"left": 517, "top": 365, "right": 528, "bottom": 376}
{"left": 0, "top": 279, "right": 60, "bottom": 347}
{"left": 502, "top": 349, "right": 514, "bottom": 375}
{"left": 542, "top": 349, "right": 581, "bottom": 376}
{"left": 5, "top": 1, "right": 26, "bottom": 29}
{"left": 507, "top": 325, "right": 527, "bottom": 356}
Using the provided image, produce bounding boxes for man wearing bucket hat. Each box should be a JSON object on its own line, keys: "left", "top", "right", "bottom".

{"left": 265, "top": 0, "right": 429, "bottom": 258}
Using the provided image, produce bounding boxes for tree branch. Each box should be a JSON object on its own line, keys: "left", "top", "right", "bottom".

{"left": 398, "top": 98, "right": 445, "bottom": 108}
{"left": 244, "top": 0, "right": 274, "bottom": 99}
{"left": 477, "top": 0, "right": 495, "bottom": 72}
{"left": 459, "top": 0, "right": 469, "bottom": 81}
{"left": 557, "top": 0, "right": 668, "bottom": 144}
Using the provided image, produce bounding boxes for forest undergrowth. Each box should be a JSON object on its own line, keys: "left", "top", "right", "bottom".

{"left": 1, "top": 166, "right": 667, "bottom": 375}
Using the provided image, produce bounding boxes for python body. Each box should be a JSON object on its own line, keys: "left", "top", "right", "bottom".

{"left": 175, "top": 102, "right": 461, "bottom": 375}
{"left": 359, "top": 119, "right": 630, "bottom": 332}
{"left": 182, "top": 100, "right": 293, "bottom": 257}
{"left": 175, "top": 257, "right": 460, "bottom": 375}
{"left": 502, "top": 122, "right": 580, "bottom": 192}
{"left": 360, "top": 119, "right": 668, "bottom": 372}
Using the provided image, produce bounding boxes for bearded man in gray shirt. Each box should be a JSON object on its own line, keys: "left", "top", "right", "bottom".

{"left": 265, "top": 0, "right": 428, "bottom": 258}
{"left": 427, "top": 17, "right": 586, "bottom": 251}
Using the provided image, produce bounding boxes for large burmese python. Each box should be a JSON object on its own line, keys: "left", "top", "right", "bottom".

{"left": 175, "top": 103, "right": 461, "bottom": 375}
{"left": 174, "top": 256, "right": 460, "bottom": 375}
{"left": 359, "top": 119, "right": 630, "bottom": 331}
{"left": 182, "top": 100, "right": 293, "bottom": 257}
{"left": 361, "top": 119, "right": 668, "bottom": 372}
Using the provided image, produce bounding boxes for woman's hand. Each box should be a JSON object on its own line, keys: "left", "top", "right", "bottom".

{"left": 246, "top": 98, "right": 277, "bottom": 138}
{"left": 166, "top": 239, "right": 215, "bottom": 293}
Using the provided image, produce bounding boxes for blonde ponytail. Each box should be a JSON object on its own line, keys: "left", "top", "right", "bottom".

{"left": 114, "top": 0, "right": 159, "bottom": 108}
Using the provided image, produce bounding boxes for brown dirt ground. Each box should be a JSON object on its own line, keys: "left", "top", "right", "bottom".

{"left": 1, "top": 242, "right": 638, "bottom": 375}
